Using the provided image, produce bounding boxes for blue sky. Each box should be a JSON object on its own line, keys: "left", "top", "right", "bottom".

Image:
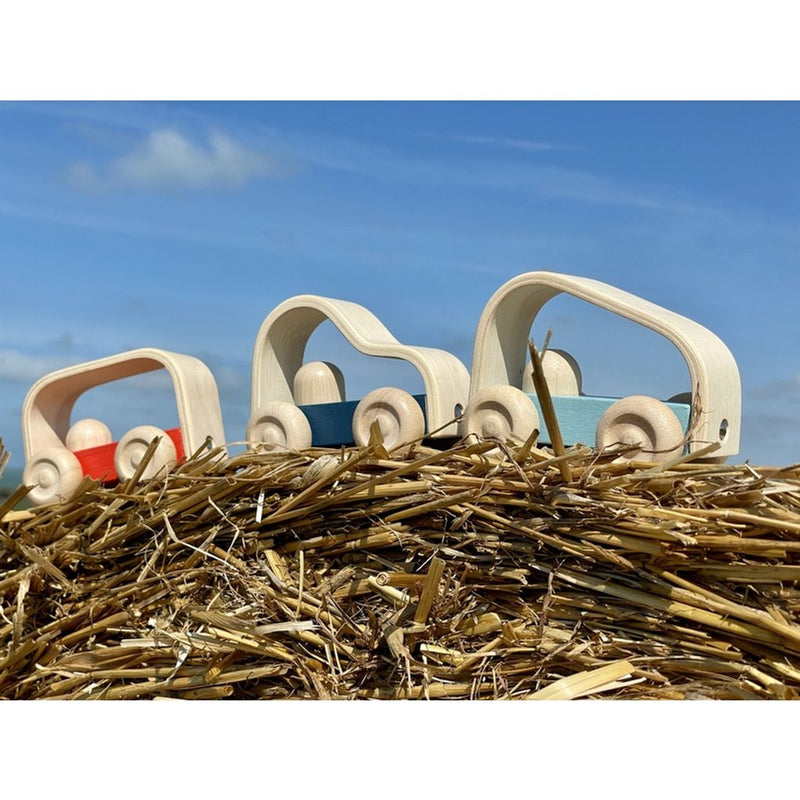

{"left": 1, "top": 101, "right": 799, "bottom": 469}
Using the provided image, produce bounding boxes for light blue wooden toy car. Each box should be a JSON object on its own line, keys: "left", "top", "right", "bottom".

{"left": 462, "top": 272, "right": 741, "bottom": 463}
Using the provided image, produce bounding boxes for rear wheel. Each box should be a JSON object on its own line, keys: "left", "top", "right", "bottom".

{"left": 65, "top": 418, "right": 113, "bottom": 451}
{"left": 115, "top": 425, "right": 178, "bottom": 481}
{"left": 293, "top": 361, "right": 345, "bottom": 405}
{"left": 523, "top": 348, "right": 582, "bottom": 396}
{"left": 246, "top": 401, "right": 313, "bottom": 451}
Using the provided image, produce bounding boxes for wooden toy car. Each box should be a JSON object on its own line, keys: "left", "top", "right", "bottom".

{"left": 462, "top": 271, "right": 741, "bottom": 463}
{"left": 22, "top": 347, "right": 227, "bottom": 506}
{"left": 246, "top": 294, "right": 470, "bottom": 452}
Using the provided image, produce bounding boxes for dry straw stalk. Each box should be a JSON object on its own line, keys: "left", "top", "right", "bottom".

{"left": 2, "top": 427, "right": 800, "bottom": 700}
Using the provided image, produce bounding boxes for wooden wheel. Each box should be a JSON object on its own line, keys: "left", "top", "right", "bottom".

{"left": 352, "top": 387, "right": 425, "bottom": 450}
{"left": 462, "top": 385, "right": 539, "bottom": 443}
{"left": 293, "top": 361, "right": 345, "bottom": 405}
{"left": 667, "top": 391, "right": 692, "bottom": 405}
{"left": 595, "top": 395, "right": 684, "bottom": 463}
{"left": 65, "top": 418, "right": 113, "bottom": 451}
{"left": 523, "top": 348, "right": 582, "bottom": 396}
{"left": 23, "top": 447, "right": 83, "bottom": 506}
{"left": 114, "top": 425, "right": 178, "bottom": 481}
{"left": 246, "top": 401, "right": 313, "bottom": 451}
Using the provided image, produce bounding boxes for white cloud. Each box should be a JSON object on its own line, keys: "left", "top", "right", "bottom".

{"left": 0, "top": 347, "right": 178, "bottom": 393}
{"left": 68, "top": 128, "right": 283, "bottom": 191}
{"left": 750, "top": 374, "right": 800, "bottom": 400}
{"left": 256, "top": 125, "right": 720, "bottom": 216}
{"left": 0, "top": 349, "right": 76, "bottom": 384}
{"left": 424, "top": 132, "right": 569, "bottom": 152}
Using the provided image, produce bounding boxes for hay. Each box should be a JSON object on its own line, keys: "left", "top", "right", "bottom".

{"left": 2, "top": 432, "right": 800, "bottom": 700}
{"left": 0, "top": 439, "right": 9, "bottom": 483}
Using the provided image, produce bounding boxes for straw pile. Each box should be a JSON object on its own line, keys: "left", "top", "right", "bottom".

{"left": 0, "top": 439, "right": 9, "bottom": 495}
{"left": 3, "top": 424, "right": 800, "bottom": 700}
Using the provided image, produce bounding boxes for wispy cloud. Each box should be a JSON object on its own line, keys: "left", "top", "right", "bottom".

{"left": 0, "top": 197, "right": 302, "bottom": 256}
{"left": 740, "top": 409, "right": 800, "bottom": 465}
{"left": 68, "top": 128, "right": 285, "bottom": 192}
{"left": 44, "top": 107, "right": 717, "bottom": 214}
{"left": 423, "top": 132, "right": 571, "bottom": 152}
{"left": 0, "top": 346, "right": 173, "bottom": 390}
{"left": 0, "top": 349, "right": 80, "bottom": 384}
{"left": 0, "top": 344, "right": 244, "bottom": 401}
{"left": 0, "top": 192, "right": 598, "bottom": 280}
{"left": 249, "top": 125, "right": 722, "bottom": 216}
{"left": 750, "top": 374, "right": 800, "bottom": 400}
{"left": 3, "top": 104, "right": 758, "bottom": 217}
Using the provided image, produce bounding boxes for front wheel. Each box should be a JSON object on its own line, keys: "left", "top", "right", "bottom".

{"left": 462, "top": 385, "right": 539, "bottom": 443}
{"left": 595, "top": 395, "right": 684, "bottom": 463}
{"left": 23, "top": 447, "right": 84, "bottom": 506}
